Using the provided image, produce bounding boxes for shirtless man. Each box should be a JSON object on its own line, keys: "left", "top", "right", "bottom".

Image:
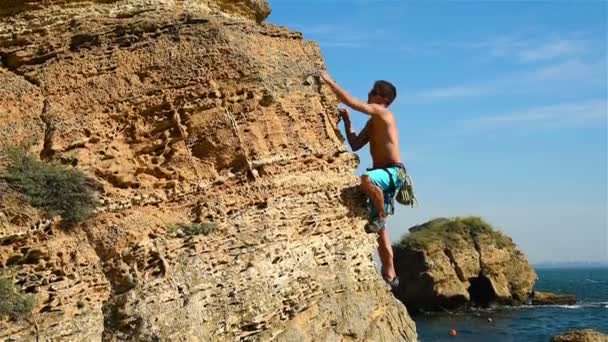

{"left": 320, "top": 71, "right": 404, "bottom": 286}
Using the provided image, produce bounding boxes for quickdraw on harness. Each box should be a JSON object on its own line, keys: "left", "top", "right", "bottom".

{"left": 394, "top": 167, "right": 417, "bottom": 208}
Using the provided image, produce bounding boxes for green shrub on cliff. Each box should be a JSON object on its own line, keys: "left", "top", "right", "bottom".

{"left": 397, "top": 216, "right": 512, "bottom": 250}
{"left": 0, "top": 148, "right": 98, "bottom": 228}
{"left": 0, "top": 275, "right": 34, "bottom": 320}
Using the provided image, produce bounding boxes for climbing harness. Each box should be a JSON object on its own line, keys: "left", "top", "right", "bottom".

{"left": 373, "top": 163, "right": 417, "bottom": 209}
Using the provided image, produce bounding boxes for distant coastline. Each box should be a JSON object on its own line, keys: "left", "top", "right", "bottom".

{"left": 534, "top": 261, "right": 608, "bottom": 269}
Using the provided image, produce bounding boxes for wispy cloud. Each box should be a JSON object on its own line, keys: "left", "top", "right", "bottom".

{"left": 402, "top": 84, "right": 498, "bottom": 103}
{"left": 407, "top": 34, "right": 594, "bottom": 66}
{"left": 517, "top": 39, "right": 587, "bottom": 62}
{"left": 292, "top": 22, "right": 595, "bottom": 61}
{"left": 476, "top": 36, "right": 589, "bottom": 63}
{"left": 298, "top": 24, "right": 336, "bottom": 35}
{"left": 291, "top": 23, "right": 382, "bottom": 49}
{"left": 466, "top": 99, "right": 607, "bottom": 129}
{"left": 529, "top": 59, "right": 604, "bottom": 81}
{"left": 401, "top": 58, "right": 606, "bottom": 104}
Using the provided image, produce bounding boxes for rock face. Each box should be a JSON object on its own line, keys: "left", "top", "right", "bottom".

{"left": 551, "top": 330, "right": 608, "bottom": 342}
{"left": 532, "top": 290, "right": 576, "bottom": 306}
{"left": 0, "top": 1, "right": 418, "bottom": 341}
{"left": 393, "top": 217, "right": 537, "bottom": 311}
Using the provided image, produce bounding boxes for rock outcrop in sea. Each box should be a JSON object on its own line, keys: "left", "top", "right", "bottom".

{"left": 551, "top": 329, "right": 608, "bottom": 342}
{"left": 531, "top": 290, "right": 576, "bottom": 306}
{"left": 0, "top": 1, "right": 417, "bottom": 340}
{"left": 393, "top": 217, "right": 537, "bottom": 311}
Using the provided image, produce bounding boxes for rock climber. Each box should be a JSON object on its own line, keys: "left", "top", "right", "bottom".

{"left": 320, "top": 71, "right": 410, "bottom": 287}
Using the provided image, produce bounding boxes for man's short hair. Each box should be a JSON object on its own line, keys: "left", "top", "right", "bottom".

{"left": 374, "top": 80, "right": 397, "bottom": 105}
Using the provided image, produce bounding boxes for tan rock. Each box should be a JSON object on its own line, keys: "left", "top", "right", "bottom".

{"left": 0, "top": 0, "right": 417, "bottom": 340}
{"left": 0, "top": 0, "right": 270, "bottom": 23}
{"left": 393, "top": 217, "right": 537, "bottom": 311}
{"left": 532, "top": 290, "right": 576, "bottom": 305}
{"left": 551, "top": 330, "right": 608, "bottom": 342}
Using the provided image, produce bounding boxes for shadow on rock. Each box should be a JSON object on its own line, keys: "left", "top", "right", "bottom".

{"left": 340, "top": 185, "right": 369, "bottom": 220}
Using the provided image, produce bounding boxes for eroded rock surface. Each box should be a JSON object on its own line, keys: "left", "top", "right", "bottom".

{"left": 551, "top": 330, "right": 608, "bottom": 342}
{"left": 0, "top": 0, "right": 417, "bottom": 340}
{"left": 393, "top": 217, "right": 537, "bottom": 311}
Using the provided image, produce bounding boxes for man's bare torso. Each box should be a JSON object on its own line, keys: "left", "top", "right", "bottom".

{"left": 367, "top": 112, "right": 401, "bottom": 168}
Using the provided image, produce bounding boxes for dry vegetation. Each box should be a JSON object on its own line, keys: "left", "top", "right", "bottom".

{"left": 0, "top": 148, "right": 99, "bottom": 228}
{"left": 396, "top": 216, "right": 513, "bottom": 250}
{"left": 0, "top": 275, "right": 34, "bottom": 321}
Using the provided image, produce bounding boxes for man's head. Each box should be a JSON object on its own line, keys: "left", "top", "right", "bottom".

{"left": 368, "top": 80, "right": 397, "bottom": 107}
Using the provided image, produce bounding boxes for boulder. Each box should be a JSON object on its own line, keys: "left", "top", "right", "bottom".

{"left": 393, "top": 217, "right": 537, "bottom": 311}
{"left": 551, "top": 330, "right": 608, "bottom": 342}
{"left": 532, "top": 290, "right": 576, "bottom": 305}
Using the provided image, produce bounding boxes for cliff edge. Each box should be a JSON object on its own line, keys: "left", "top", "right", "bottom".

{"left": 0, "top": 1, "right": 417, "bottom": 340}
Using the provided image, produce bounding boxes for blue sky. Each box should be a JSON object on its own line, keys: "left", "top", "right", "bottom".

{"left": 268, "top": 1, "right": 607, "bottom": 263}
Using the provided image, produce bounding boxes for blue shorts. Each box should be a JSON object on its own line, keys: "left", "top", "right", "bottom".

{"left": 365, "top": 166, "right": 404, "bottom": 220}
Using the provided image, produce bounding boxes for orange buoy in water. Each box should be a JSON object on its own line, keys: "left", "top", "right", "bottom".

{"left": 450, "top": 328, "right": 457, "bottom": 337}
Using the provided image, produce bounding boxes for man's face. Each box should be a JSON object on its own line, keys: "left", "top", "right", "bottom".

{"left": 368, "top": 86, "right": 382, "bottom": 104}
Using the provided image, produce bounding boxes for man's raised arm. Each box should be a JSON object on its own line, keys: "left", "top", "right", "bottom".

{"left": 320, "top": 71, "right": 384, "bottom": 117}
{"left": 341, "top": 109, "right": 370, "bottom": 152}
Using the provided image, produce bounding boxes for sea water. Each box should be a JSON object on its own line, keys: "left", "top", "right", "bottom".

{"left": 414, "top": 267, "right": 608, "bottom": 342}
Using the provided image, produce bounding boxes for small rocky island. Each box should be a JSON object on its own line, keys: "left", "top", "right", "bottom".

{"left": 392, "top": 217, "right": 574, "bottom": 311}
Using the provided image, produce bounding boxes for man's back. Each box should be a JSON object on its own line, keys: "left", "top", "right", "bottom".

{"left": 368, "top": 110, "right": 401, "bottom": 168}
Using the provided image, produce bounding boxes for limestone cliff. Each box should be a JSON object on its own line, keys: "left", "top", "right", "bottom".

{"left": 393, "top": 217, "right": 537, "bottom": 311}
{"left": 0, "top": 1, "right": 418, "bottom": 340}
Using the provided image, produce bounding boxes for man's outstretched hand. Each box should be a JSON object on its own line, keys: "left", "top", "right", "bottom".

{"left": 319, "top": 71, "right": 366, "bottom": 117}
{"left": 319, "top": 71, "right": 334, "bottom": 85}
{"left": 338, "top": 108, "right": 350, "bottom": 123}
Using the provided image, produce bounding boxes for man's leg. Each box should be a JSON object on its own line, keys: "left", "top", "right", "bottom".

{"left": 360, "top": 175, "right": 385, "bottom": 218}
{"left": 377, "top": 227, "right": 396, "bottom": 281}
{"left": 361, "top": 170, "right": 399, "bottom": 285}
